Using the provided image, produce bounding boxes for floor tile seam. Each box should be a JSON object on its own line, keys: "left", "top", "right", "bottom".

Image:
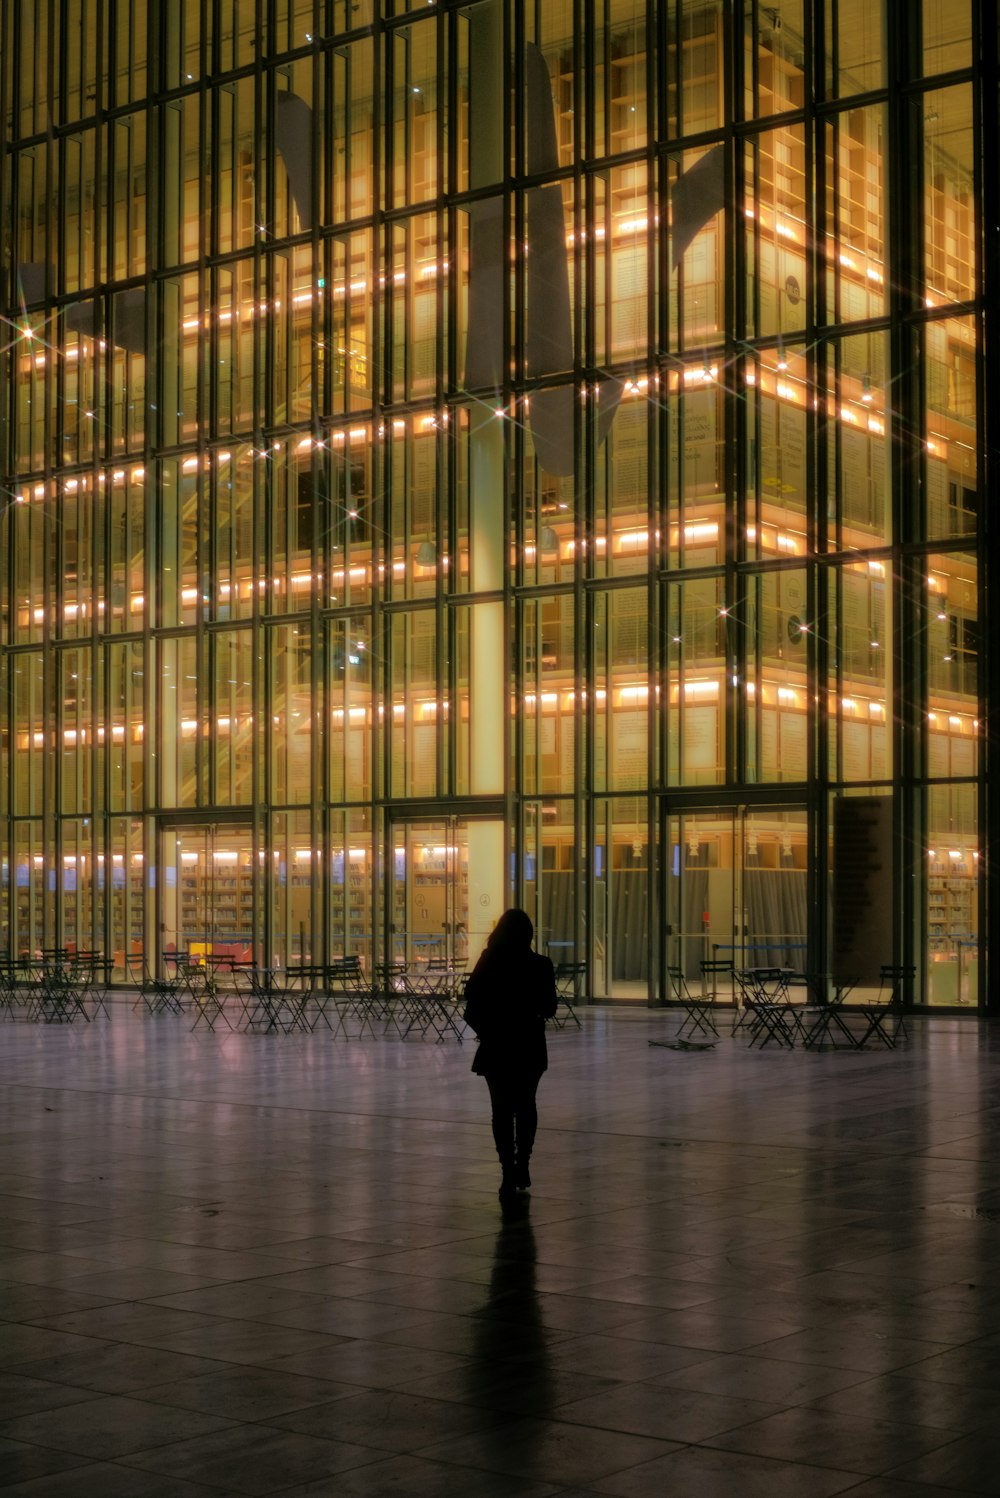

{"left": 100, "top": 1463, "right": 241, "bottom": 1498}
{"left": 641, "top": 1355, "right": 880, "bottom": 1397}
{"left": 257, "top": 1453, "right": 559, "bottom": 1498}
{"left": 697, "top": 1414, "right": 968, "bottom": 1466}
{"left": 720, "top": 1343, "right": 961, "bottom": 1379}
{"left": 10, "top": 1306, "right": 330, "bottom": 1346}
{"left": 0, "top": 1407, "right": 243, "bottom": 1465}
{"left": 97, "top": 1450, "right": 315, "bottom": 1497}
{"left": 592, "top": 1436, "right": 963, "bottom": 1489}
{"left": 0, "top": 1445, "right": 98, "bottom": 1478}
{"left": 106, "top": 1426, "right": 391, "bottom": 1478}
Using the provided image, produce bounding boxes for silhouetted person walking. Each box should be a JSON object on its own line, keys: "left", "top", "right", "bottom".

{"left": 463, "top": 909, "right": 557, "bottom": 1202}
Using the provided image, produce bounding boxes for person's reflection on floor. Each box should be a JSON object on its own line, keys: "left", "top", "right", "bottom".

{"left": 469, "top": 1204, "right": 554, "bottom": 1444}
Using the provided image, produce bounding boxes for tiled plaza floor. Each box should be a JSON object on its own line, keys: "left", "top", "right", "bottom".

{"left": 2, "top": 1005, "right": 1000, "bottom": 1495}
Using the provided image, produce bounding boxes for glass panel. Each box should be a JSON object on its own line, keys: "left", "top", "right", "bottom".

{"left": 664, "top": 0, "right": 724, "bottom": 138}
{"left": 744, "top": 0, "right": 805, "bottom": 118}
{"left": 12, "top": 653, "right": 45, "bottom": 815}
{"left": 392, "top": 20, "right": 440, "bottom": 207}
{"left": 12, "top": 485, "right": 49, "bottom": 638}
{"left": 390, "top": 213, "right": 440, "bottom": 403}
{"left": 390, "top": 819, "right": 458, "bottom": 966}
{"left": 157, "top": 456, "right": 200, "bottom": 629}
{"left": 829, "top": 561, "right": 891, "bottom": 784}
{"left": 522, "top": 801, "right": 579, "bottom": 966}
{"left": 743, "top": 807, "right": 808, "bottom": 972}
{"left": 13, "top": 822, "right": 47, "bottom": 956}
{"left": 922, "top": 0, "right": 971, "bottom": 76}
{"left": 830, "top": 557, "right": 891, "bottom": 784}
{"left": 328, "top": 618, "right": 372, "bottom": 804}
{"left": 666, "top": 577, "right": 725, "bottom": 785}
{"left": 521, "top": 390, "right": 575, "bottom": 590}
{"left": 164, "top": 824, "right": 256, "bottom": 966}
{"left": 522, "top": 596, "right": 576, "bottom": 796}
{"left": 745, "top": 123, "right": 807, "bottom": 340}
{"left": 59, "top": 646, "right": 94, "bottom": 814}
{"left": 926, "top": 785, "right": 978, "bottom": 1006}
{"left": 389, "top": 416, "right": 441, "bottom": 601}
{"left": 328, "top": 809, "right": 374, "bottom": 971}
{"left": 825, "top": 0, "right": 886, "bottom": 98}
{"left": 213, "top": 631, "right": 254, "bottom": 805}
{"left": 328, "top": 423, "right": 373, "bottom": 609}
{"left": 58, "top": 477, "right": 97, "bottom": 638}
{"left": 272, "top": 809, "right": 314, "bottom": 968}
{"left": 596, "top": 0, "right": 648, "bottom": 157}
{"left": 924, "top": 86, "right": 975, "bottom": 306}
{"left": 157, "top": 636, "right": 199, "bottom": 808}
{"left": 455, "top": 602, "right": 505, "bottom": 798}
{"left": 108, "top": 640, "right": 144, "bottom": 812}
{"left": 594, "top": 588, "right": 649, "bottom": 793}
{"left": 668, "top": 147, "right": 725, "bottom": 352}
{"left": 595, "top": 394, "right": 651, "bottom": 578}
{"left": 926, "top": 551, "right": 978, "bottom": 777}
{"left": 666, "top": 806, "right": 808, "bottom": 989}
{"left": 593, "top": 796, "right": 649, "bottom": 1000}
{"left": 924, "top": 314, "right": 978, "bottom": 539}
{"left": 824, "top": 105, "right": 886, "bottom": 324}
{"left": 824, "top": 330, "right": 891, "bottom": 549}
{"left": 106, "top": 467, "right": 146, "bottom": 633}
{"left": 109, "top": 817, "right": 144, "bottom": 982}
{"left": 745, "top": 569, "right": 809, "bottom": 784}
{"left": 607, "top": 160, "right": 649, "bottom": 364}
{"left": 390, "top": 610, "right": 440, "bottom": 798}
{"left": 214, "top": 447, "right": 255, "bottom": 620}
{"left": 746, "top": 344, "right": 808, "bottom": 560}
{"left": 60, "top": 818, "right": 98, "bottom": 954}
{"left": 271, "top": 624, "right": 313, "bottom": 806}
{"left": 667, "top": 364, "right": 724, "bottom": 568}
{"left": 162, "top": 0, "right": 207, "bottom": 89}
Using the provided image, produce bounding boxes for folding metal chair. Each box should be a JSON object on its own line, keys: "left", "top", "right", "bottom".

{"left": 858, "top": 964, "right": 914, "bottom": 1049}
{"left": 802, "top": 978, "right": 860, "bottom": 1049}
{"left": 669, "top": 964, "right": 719, "bottom": 1044}
{"left": 184, "top": 962, "right": 231, "bottom": 1031}
{"left": 739, "top": 968, "right": 796, "bottom": 1048}
{"left": 551, "top": 961, "right": 585, "bottom": 1028}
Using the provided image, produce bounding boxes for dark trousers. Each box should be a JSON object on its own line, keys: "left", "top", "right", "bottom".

{"left": 486, "top": 1073, "right": 542, "bottom": 1168}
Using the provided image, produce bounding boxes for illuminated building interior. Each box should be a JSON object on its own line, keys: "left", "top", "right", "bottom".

{"left": 0, "top": 1, "right": 987, "bottom": 1005}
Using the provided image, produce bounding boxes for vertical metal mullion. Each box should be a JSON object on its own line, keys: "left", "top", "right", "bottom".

{"left": 805, "top": 0, "right": 827, "bottom": 983}
{"left": 887, "top": 0, "right": 923, "bottom": 1000}
{"left": 571, "top": 0, "right": 586, "bottom": 970}
{"left": 0, "top": 0, "right": 9, "bottom": 955}
{"left": 509, "top": 0, "right": 523, "bottom": 897}
{"left": 370, "top": 10, "right": 387, "bottom": 972}
{"left": 725, "top": 0, "right": 742, "bottom": 793}
{"left": 309, "top": 28, "right": 325, "bottom": 974}
{"left": 975, "top": 0, "right": 997, "bottom": 1011}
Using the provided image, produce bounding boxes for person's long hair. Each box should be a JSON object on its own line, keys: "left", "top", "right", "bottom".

{"left": 471, "top": 907, "right": 534, "bottom": 979}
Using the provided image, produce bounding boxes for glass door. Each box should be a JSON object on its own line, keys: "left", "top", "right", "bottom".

{"left": 663, "top": 805, "right": 808, "bottom": 997}
{"left": 388, "top": 815, "right": 505, "bottom": 974}
{"left": 159, "top": 823, "right": 255, "bottom": 971}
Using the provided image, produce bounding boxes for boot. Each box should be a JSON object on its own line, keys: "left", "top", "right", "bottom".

{"left": 513, "top": 1157, "right": 531, "bottom": 1190}
{"left": 498, "top": 1164, "right": 518, "bottom": 1202}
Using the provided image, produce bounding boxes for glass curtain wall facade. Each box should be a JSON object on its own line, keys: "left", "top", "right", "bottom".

{"left": 0, "top": 1, "right": 993, "bottom": 1005}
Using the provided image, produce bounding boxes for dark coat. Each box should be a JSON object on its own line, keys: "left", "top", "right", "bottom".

{"left": 463, "top": 951, "right": 558, "bottom": 1079}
